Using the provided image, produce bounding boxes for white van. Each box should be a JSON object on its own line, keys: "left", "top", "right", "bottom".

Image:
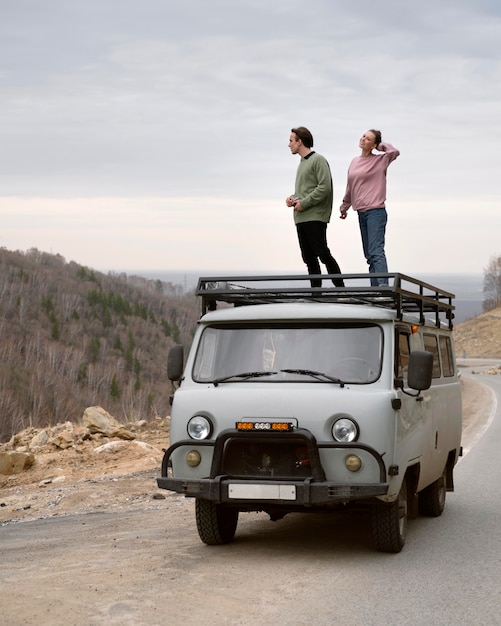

{"left": 157, "top": 273, "right": 462, "bottom": 552}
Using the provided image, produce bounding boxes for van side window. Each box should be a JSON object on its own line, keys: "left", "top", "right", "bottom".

{"left": 439, "top": 335, "right": 455, "bottom": 377}
{"left": 423, "top": 334, "right": 441, "bottom": 378}
{"left": 395, "top": 331, "right": 410, "bottom": 378}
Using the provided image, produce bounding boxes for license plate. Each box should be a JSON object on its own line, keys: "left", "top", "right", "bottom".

{"left": 228, "top": 483, "right": 296, "bottom": 500}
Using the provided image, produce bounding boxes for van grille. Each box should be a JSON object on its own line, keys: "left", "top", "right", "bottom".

{"left": 222, "top": 439, "right": 312, "bottom": 478}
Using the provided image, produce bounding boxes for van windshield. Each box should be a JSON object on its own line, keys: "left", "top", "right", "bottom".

{"left": 192, "top": 322, "right": 382, "bottom": 384}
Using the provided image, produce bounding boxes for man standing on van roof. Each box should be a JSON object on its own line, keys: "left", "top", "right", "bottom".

{"left": 286, "top": 126, "right": 344, "bottom": 288}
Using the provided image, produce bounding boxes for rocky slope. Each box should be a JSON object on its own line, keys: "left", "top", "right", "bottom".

{"left": 453, "top": 306, "right": 501, "bottom": 358}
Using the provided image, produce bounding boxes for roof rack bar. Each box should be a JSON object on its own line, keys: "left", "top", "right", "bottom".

{"left": 196, "top": 273, "right": 455, "bottom": 329}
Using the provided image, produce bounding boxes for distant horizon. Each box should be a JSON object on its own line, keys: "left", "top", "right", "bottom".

{"left": 118, "top": 267, "right": 484, "bottom": 303}
{"left": 129, "top": 268, "right": 484, "bottom": 323}
{"left": 116, "top": 268, "right": 484, "bottom": 277}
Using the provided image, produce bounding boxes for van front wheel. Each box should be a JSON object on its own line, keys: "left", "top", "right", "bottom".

{"left": 371, "top": 479, "right": 407, "bottom": 553}
{"left": 195, "top": 499, "right": 239, "bottom": 545}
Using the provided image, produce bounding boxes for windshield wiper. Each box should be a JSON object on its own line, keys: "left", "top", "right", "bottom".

{"left": 280, "top": 368, "right": 345, "bottom": 387}
{"left": 213, "top": 371, "right": 277, "bottom": 386}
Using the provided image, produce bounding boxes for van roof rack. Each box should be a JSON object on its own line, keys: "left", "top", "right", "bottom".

{"left": 196, "top": 273, "right": 455, "bottom": 329}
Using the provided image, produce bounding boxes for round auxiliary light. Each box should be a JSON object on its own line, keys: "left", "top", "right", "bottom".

{"left": 187, "top": 415, "right": 212, "bottom": 440}
{"left": 186, "top": 450, "right": 202, "bottom": 467}
{"left": 332, "top": 418, "right": 359, "bottom": 443}
{"left": 345, "top": 455, "right": 362, "bottom": 472}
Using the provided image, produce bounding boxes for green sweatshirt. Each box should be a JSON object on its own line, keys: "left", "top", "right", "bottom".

{"left": 293, "top": 151, "right": 333, "bottom": 224}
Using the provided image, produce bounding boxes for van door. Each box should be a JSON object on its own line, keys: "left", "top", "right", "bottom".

{"left": 419, "top": 332, "right": 458, "bottom": 486}
{"left": 394, "top": 325, "right": 427, "bottom": 477}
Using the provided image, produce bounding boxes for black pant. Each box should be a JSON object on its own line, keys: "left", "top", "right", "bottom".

{"left": 296, "top": 221, "right": 344, "bottom": 287}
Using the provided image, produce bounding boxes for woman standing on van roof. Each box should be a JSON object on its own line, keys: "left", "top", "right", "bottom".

{"left": 339, "top": 130, "right": 400, "bottom": 286}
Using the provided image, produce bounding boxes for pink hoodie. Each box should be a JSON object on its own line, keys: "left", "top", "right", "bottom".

{"left": 340, "top": 142, "right": 400, "bottom": 213}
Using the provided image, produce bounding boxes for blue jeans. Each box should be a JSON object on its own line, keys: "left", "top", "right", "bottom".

{"left": 358, "top": 208, "right": 388, "bottom": 286}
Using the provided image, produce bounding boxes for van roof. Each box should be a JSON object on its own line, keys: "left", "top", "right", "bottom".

{"left": 200, "top": 301, "right": 399, "bottom": 324}
{"left": 196, "top": 273, "right": 455, "bottom": 330}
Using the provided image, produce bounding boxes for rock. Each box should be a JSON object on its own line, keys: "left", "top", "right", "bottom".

{"left": 93, "top": 440, "right": 161, "bottom": 456}
{"left": 7, "top": 428, "right": 38, "bottom": 451}
{"left": 50, "top": 431, "right": 75, "bottom": 449}
{"left": 82, "top": 406, "right": 135, "bottom": 440}
{"left": 30, "top": 429, "right": 50, "bottom": 450}
{"left": 94, "top": 441, "right": 129, "bottom": 454}
{"left": 133, "top": 441, "right": 161, "bottom": 454}
{"left": 0, "top": 451, "right": 35, "bottom": 475}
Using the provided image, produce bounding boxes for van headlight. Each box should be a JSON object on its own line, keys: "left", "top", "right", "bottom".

{"left": 187, "top": 415, "right": 213, "bottom": 440}
{"left": 332, "top": 418, "right": 359, "bottom": 443}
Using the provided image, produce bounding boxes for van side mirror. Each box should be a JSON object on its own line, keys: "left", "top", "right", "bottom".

{"left": 407, "top": 350, "right": 433, "bottom": 392}
{"left": 167, "top": 345, "right": 184, "bottom": 382}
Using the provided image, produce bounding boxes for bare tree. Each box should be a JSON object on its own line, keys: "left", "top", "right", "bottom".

{"left": 483, "top": 255, "right": 501, "bottom": 311}
{"left": 0, "top": 248, "right": 199, "bottom": 441}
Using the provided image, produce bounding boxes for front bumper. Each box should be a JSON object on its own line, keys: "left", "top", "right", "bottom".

{"left": 157, "top": 475, "right": 389, "bottom": 504}
{"left": 157, "top": 428, "right": 389, "bottom": 506}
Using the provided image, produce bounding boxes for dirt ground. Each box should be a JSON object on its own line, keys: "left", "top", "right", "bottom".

{"left": 0, "top": 417, "right": 172, "bottom": 525}
{"left": 0, "top": 374, "right": 492, "bottom": 527}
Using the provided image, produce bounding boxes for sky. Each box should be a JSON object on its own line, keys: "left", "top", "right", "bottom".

{"left": 1, "top": 0, "right": 500, "bottom": 278}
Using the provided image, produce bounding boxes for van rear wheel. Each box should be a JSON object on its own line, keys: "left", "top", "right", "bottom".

{"left": 418, "top": 468, "right": 446, "bottom": 517}
{"left": 371, "top": 479, "right": 407, "bottom": 553}
{"left": 195, "top": 499, "right": 239, "bottom": 545}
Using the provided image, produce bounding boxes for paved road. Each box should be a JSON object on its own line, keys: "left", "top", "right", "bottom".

{"left": 1, "top": 370, "right": 500, "bottom": 626}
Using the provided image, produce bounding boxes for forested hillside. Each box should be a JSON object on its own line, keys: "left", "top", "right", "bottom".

{"left": 0, "top": 248, "right": 199, "bottom": 441}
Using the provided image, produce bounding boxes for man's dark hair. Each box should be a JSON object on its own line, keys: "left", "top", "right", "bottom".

{"left": 291, "top": 126, "right": 314, "bottom": 148}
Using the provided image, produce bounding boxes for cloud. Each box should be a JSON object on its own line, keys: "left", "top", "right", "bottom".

{"left": 1, "top": 0, "right": 501, "bottom": 274}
